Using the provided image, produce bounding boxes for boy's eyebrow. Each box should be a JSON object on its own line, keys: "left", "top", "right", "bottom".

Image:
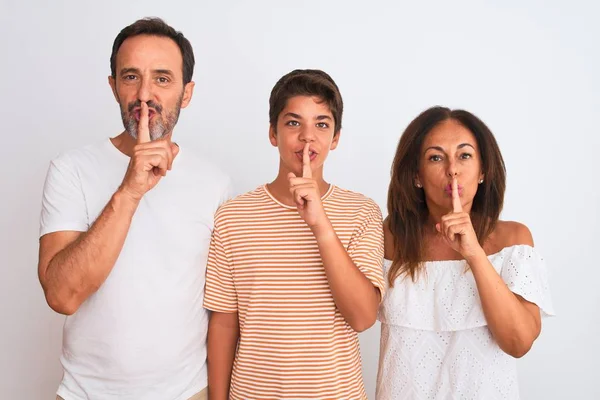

{"left": 283, "top": 112, "right": 302, "bottom": 119}
{"left": 316, "top": 115, "right": 333, "bottom": 121}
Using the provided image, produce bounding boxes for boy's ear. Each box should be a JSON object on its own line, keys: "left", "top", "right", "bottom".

{"left": 269, "top": 125, "right": 278, "bottom": 147}
{"left": 330, "top": 129, "right": 341, "bottom": 150}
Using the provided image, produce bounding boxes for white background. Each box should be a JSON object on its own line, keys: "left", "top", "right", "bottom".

{"left": 1, "top": 0, "right": 598, "bottom": 398}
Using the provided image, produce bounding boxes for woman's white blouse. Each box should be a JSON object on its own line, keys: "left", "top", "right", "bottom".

{"left": 376, "top": 245, "right": 554, "bottom": 400}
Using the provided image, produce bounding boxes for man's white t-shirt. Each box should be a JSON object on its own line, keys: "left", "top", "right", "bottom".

{"left": 40, "top": 138, "right": 231, "bottom": 400}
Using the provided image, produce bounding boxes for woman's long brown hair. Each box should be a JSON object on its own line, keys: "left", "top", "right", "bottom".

{"left": 387, "top": 107, "right": 506, "bottom": 286}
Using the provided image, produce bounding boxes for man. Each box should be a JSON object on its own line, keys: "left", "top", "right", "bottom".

{"left": 204, "top": 69, "right": 385, "bottom": 399}
{"left": 38, "top": 18, "right": 230, "bottom": 400}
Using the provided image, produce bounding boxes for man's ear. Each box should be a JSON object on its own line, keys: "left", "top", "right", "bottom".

{"left": 108, "top": 76, "right": 119, "bottom": 103}
{"left": 180, "top": 81, "right": 195, "bottom": 109}
{"left": 269, "top": 125, "right": 278, "bottom": 147}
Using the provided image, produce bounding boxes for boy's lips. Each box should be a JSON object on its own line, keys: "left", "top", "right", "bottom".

{"left": 295, "top": 150, "right": 318, "bottom": 161}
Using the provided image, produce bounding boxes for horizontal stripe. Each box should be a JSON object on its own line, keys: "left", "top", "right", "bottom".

{"left": 204, "top": 185, "right": 384, "bottom": 399}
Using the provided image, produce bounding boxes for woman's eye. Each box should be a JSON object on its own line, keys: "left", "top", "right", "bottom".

{"left": 460, "top": 153, "right": 473, "bottom": 160}
{"left": 429, "top": 155, "right": 442, "bottom": 162}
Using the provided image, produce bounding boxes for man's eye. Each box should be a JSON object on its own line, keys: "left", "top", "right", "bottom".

{"left": 157, "top": 77, "right": 169, "bottom": 84}
{"left": 124, "top": 75, "right": 137, "bottom": 80}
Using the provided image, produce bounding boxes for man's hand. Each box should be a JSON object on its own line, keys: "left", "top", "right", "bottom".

{"left": 120, "top": 102, "right": 179, "bottom": 201}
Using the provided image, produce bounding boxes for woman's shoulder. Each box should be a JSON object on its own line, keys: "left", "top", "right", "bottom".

{"left": 487, "top": 220, "right": 534, "bottom": 253}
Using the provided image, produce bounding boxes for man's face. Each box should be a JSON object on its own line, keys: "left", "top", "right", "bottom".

{"left": 109, "top": 34, "right": 194, "bottom": 141}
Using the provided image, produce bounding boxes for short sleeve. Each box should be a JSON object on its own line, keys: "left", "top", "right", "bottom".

{"left": 39, "top": 155, "right": 89, "bottom": 237}
{"left": 500, "top": 245, "right": 555, "bottom": 316}
{"left": 204, "top": 223, "right": 238, "bottom": 313}
{"left": 219, "top": 176, "right": 234, "bottom": 207}
{"left": 347, "top": 199, "right": 386, "bottom": 299}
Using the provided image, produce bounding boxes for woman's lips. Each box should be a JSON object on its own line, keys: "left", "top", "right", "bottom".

{"left": 444, "top": 183, "right": 463, "bottom": 196}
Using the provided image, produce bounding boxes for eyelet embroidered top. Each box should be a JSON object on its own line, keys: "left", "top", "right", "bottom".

{"left": 376, "top": 245, "right": 555, "bottom": 400}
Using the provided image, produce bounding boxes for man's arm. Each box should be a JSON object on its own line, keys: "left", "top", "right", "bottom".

{"left": 38, "top": 103, "right": 178, "bottom": 315}
{"left": 208, "top": 311, "right": 239, "bottom": 400}
{"left": 38, "top": 190, "right": 139, "bottom": 315}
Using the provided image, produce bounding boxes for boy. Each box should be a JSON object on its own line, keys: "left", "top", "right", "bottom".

{"left": 204, "top": 69, "right": 384, "bottom": 399}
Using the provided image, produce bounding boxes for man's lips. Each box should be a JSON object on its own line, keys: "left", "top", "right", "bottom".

{"left": 133, "top": 109, "right": 157, "bottom": 121}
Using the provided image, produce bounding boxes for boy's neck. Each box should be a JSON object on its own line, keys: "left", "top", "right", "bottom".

{"left": 267, "top": 170, "right": 331, "bottom": 207}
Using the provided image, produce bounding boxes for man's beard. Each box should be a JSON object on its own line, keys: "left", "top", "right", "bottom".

{"left": 120, "top": 97, "right": 182, "bottom": 141}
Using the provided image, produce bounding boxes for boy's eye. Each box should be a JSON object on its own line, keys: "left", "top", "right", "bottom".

{"left": 286, "top": 120, "right": 300, "bottom": 127}
{"left": 316, "top": 122, "right": 329, "bottom": 129}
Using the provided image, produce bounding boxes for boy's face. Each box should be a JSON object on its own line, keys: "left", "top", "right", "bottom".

{"left": 269, "top": 95, "right": 340, "bottom": 179}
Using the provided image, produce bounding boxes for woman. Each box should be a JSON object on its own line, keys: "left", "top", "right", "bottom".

{"left": 376, "top": 107, "right": 554, "bottom": 399}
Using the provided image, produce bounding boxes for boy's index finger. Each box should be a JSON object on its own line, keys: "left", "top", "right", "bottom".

{"left": 302, "top": 142, "right": 312, "bottom": 179}
{"left": 452, "top": 177, "right": 462, "bottom": 213}
{"left": 137, "top": 102, "right": 150, "bottom": 144}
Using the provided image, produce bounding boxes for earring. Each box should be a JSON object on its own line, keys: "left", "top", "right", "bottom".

{"left": 479, "top": 179, "right": 484, "bottom": 184}
{"left": 416, "top": 183, "right": 422, "bottom": 188}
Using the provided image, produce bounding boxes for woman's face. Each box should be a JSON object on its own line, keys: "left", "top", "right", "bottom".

{"left": 416, "top": 119, "right": 484, "bottom": 214}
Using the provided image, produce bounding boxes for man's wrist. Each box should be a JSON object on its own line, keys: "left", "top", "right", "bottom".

{"left": 113, "top": 188, "right": 141, "bottom": 213}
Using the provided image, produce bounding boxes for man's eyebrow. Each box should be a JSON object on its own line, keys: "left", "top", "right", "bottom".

{"left": 153, "top": 69, "right": 174, "bottom": 76}
{"left": 119, "top": 67, "right": 141, "bottom": 75}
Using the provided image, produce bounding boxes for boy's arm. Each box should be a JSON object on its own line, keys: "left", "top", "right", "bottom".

{"left": 314, "top": 221, "right": 381, "bottom": 332}
{"left": 288, "top": 144, "right": 384, "bottom": 332}
{"left": 208, "top": 311, "right": 239, "bottom": 400}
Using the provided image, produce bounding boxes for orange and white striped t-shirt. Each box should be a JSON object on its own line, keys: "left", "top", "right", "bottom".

{"left": 204, "top": 184, "right": 385, "bottom": 399}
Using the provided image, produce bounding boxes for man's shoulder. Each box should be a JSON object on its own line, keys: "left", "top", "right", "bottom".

{"left": 176, "top": 145, "right": 231, "bottom": 185}
{"left": 49, "top": 139, "right": 114, "bottom": 169}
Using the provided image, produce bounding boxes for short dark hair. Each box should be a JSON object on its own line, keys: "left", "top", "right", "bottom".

{"left": 387, "top": 106, "right": 506, "bottom": 285}
{"left": 269, "top": 69, "right": 344, "bottom": 133}
{"left": 110, "top": 17, "right": 195, "bottom": 85}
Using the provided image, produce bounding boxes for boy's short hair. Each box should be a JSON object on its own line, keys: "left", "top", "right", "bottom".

{"left": 269, "top": 69, "right": 343, "bottom": 134}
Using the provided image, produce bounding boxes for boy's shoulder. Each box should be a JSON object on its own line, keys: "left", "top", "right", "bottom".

{"left": 215, "top": 185, "right": 269, "bottom": 217}
{"left": 329, "top": 185, "right": 381, "bottom": 213}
